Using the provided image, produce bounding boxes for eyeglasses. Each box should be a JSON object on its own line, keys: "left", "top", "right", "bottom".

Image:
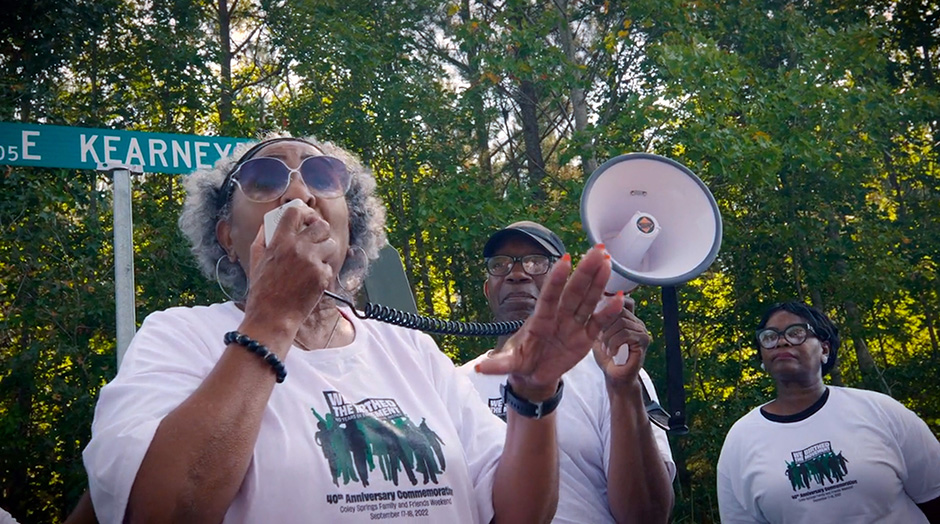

{"left": 485, "top": 254, "right": 556, "bottom": 277}
{"left": 756, "top": 323, "right": 817, "bottom": 349}
{"left": 641, "top": 381, "right": 671, "bottom": 431}
{"left": 223, "top": 155, "right": 351, "bottom": 203}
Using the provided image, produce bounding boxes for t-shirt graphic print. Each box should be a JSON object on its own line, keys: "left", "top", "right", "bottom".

{"left": 784, "top": 440, "right": 855, "bottom": 503}
{"left": 313, "top": 391, "right": 447, "bottom": 488}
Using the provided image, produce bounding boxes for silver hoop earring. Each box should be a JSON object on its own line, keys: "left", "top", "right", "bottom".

{"left": 822, "top": 355, "right": 829, "bottom": 364}
{"left": 215, "top": 255, "right": 247, "bottom": 302}
{"left": 760, "top": 362, "right": 766, "bottom": 371}
{"left": 337, "top": 246, "right": 368, "bottom": 294}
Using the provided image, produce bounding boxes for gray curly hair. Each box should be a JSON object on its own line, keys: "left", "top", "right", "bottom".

{"left": 179, "top": 133, "right": 387, "bottom": 300}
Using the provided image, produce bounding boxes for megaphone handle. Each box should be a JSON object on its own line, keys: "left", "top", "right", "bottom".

{"left": 596, "top": 293, "right": 631, "bottom": 365}
{"left": 662, "top": 286, "right": 689, "bottom": 435}
{"left": 612, "top": 344, "right": 629, "bottom": 365}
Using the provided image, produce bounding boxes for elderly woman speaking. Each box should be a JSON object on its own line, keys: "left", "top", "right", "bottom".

{"left": 83, "top": 135, "right": 623, "bottom": 523}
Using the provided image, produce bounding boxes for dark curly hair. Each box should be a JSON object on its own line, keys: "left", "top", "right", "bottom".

{"left": 755, "top": 301, "right": 840, "bottom": 376}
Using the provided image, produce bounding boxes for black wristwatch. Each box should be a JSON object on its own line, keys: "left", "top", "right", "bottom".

{"left": 500, "top": 380, "right": 564, "bottom": 419}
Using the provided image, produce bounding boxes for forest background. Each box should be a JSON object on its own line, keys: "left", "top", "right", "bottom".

{"left": 1, "top": 0, "right": 938, "bottom": 522}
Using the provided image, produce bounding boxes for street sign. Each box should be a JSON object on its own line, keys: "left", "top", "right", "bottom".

{"left": 0, "top": 122, "right": 250, "bottom": 363}
{"left": 0, "top": 122, "right": 250, "bottom": 174}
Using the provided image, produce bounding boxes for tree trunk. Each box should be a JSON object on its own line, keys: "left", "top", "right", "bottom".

{"left": 414, "top": 230, "right": 435, "bottom": 315}
{"left": 820, "top": 212, "right": 889, "bottom": 393}
{"left": 460, "top": 0, "right": 492, "bottom": 179}
{"left": 516, "top": 79, "right": 547, "bottom": 201}
{"left": 810, "top": 288, "right": 823, "bottom": 308}
{"left": 919, "top": 293, "right": 939, "bottom": 360}
{"left": 842, "top": 300, "right": 890, "bottom": 394}
{"left": 401, "top": 152, "right": 434, "bottom": 314}
{"left": 217, "top": 0, "right": 233, "bottom": 130}
{"left": 553, "top": 0, "right": 597, "bottom": 177}
{"left": 6, "top": 333, "right": 34, "bottom": 520}
{"left": 506, "top": 1, "right": 547, "bottom": 202}
{"left": 391, "top": 153, "right": 414, "bottom": 281}
{"left": 90, "top": 30, "right": 99, "bottom": 122}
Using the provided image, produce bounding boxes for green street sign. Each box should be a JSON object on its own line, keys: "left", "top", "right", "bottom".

{"left": 0, "top": 122, "right": 250, "bottom": 174}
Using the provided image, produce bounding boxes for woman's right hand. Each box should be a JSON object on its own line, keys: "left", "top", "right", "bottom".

{"left": 242, "top": 204, "right": 340, "bottom": 331}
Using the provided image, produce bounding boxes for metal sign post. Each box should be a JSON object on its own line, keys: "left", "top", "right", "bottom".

{"left": 105, "top": 165, "right": 139, "bottom": 367}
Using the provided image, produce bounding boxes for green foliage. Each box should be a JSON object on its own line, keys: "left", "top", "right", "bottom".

{"left": 620, "top": 1, "right": 940, "bottom": 518}
{"left": 0, "top": 168, "right": 113, "bottom": 522}
{"left": 1, "top": 1, "right": 937, "bottom": 522}
{"left": 0, "top": 168, "right": 218, "bottom": 522}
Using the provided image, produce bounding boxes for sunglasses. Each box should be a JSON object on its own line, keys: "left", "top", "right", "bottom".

{"left": 224, "top": 155, "right": 351, "bottom": 203}
{"left": 641, "top": 381, "right": 671, "bottom": 431}
{"left": 756, "top": 323, "right": 817, "bottom": 350}
{"left": 485, "top": 254, "right": 557, "bottom": 277}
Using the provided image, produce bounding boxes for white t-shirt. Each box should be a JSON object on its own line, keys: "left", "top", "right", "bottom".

{"left": 84, "top": 302, "right": 506, "bottom": 524}
{"left": 458, "top": 352, "right": 675, "bottom": 524}
{"left": 718, "top": 386, "right": 940, "bottom": 524}
{"left": 0, "top": 507, "right": 18, "bottom": 524}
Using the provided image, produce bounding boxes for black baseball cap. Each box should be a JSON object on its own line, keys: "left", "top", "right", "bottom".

{"left": 483, "top": 221, "right": 567, "bottom": 258}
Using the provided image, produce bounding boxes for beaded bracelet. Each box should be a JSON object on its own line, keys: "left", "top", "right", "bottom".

{"left": 224, "top": 331, "right": 287, "bottom": 383}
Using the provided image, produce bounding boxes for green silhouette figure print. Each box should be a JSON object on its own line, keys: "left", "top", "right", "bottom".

{"left": 785, "top": 450, "right": 849, "bottom": 491}
{"left": 394, "top": 417, "right": 443, "bottom": 485}
{"left": 312, "top": 393, "right": 447, "bottom": 489}
{"left": 313, "top": 410, "right": 359, "bottom": 486}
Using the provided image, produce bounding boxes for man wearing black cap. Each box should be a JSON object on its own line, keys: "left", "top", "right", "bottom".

{"left": 459, "top": 221, "right": 676, "bottom": 523}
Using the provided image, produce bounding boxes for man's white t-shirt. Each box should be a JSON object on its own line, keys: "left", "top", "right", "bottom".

{"left": 0, "top": 507, "right": 18, "bottom": 524}
{"left": 84, "top": 302, "right": 506, "bottom": 524}
{"left": 459, "top": 352, "right": 675, "bottom": 524}
{"left": 718, "top": 386, "right": 940, "bottom": 524}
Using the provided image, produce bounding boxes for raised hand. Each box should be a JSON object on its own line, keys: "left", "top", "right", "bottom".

{"left": 476, "top": 245, "right": 625, "bottom": 400}
{"left": 592, "top": 295, "right": 651, "bottom": 387}
{"left": 244, "top": 204, "right": 338, "bottom": 326}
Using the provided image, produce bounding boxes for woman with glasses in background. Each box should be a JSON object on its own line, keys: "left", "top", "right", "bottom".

{"left": 718, "top": 301, "right": 940, "bottom": 523}
{"left": 82, "top": 135, "right": 626, "bottom": 523}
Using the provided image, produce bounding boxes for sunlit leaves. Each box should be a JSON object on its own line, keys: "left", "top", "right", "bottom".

{"left": 2, "top": 1, "right": 938, "bottom": 523}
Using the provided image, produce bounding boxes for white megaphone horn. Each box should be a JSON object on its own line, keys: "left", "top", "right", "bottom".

{"left": 580, "top": 153, "right": 722, "bottom": 435}
{"left": 580, "top": 153, "right": 722, "bottom": 293}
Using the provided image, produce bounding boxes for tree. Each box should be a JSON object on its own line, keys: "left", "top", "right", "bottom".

{"left": 1, "top": 1, "right": 936, "bottom": 522}
{"left": 611, "top": 1, "right": 940, "bottom": 518}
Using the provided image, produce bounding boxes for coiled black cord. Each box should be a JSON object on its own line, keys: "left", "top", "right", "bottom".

{"left": 324, "top": 291, "right": 524, "bottom": 336}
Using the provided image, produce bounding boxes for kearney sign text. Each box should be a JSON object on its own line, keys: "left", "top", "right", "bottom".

{"left": 0, "top": 122, "right": 250, "bottom": 174}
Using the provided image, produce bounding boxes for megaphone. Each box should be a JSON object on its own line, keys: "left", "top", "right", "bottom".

{"left": 580, "top": 153, "right": 722, "bottom": 435}
{"left": 580, "top": 153, "right": 722, "bottom": 292}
